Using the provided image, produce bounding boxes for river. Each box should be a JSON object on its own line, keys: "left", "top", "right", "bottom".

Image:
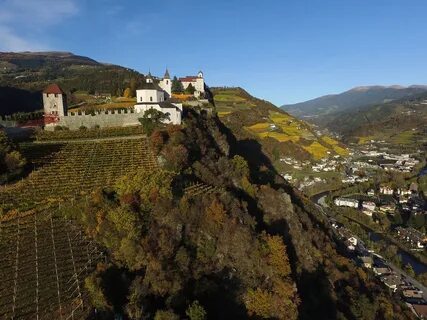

{"left": 367, "top": 230, "right": 427, "bottom": 275}
{"left": 310, "top": 190, "right": 427, "bottom": 275}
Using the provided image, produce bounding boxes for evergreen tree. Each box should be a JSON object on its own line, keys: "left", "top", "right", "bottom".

{"left": 171, "top": 76, "right": 184, "bottom": 93}
{"left": 185, "top": 83, "right": 196, "bottom": 95}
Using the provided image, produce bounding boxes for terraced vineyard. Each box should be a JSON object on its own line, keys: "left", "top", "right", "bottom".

{"left": 0, "top": 137, "right": 157, "bottom": 210}
{"left": 0, "top": 210, "right": 104, "bottom": 319}
{"left": 184, "top": 182, "right": 218, "bottom": 197}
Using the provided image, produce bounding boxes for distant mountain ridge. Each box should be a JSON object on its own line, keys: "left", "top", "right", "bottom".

{"left": 325, "top": 92, "right": 427, "bottom": 145}
{"left": 281, "top": 85, "right": 427, "bottom": 120}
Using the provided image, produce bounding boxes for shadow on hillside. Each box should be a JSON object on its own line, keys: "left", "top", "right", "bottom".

{"left": 214, "top": 116, "right": 341, "bottom": 320}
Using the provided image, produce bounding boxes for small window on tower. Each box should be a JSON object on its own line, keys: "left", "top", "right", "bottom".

{"left": 166, "top": 80, "right": 169, "bottom": 84}
{"left": 150, "top": 97, "right": 153, "bottom": 102}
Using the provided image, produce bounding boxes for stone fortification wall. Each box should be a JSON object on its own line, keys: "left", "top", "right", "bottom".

{"left": 46, "top": 109, "right": 143, "bottom": 130}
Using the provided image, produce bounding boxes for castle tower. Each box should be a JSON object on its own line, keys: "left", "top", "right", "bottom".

{"left": 43, "top": 84, "right": 67, "bottom": 117}
{"left": 159, "top": 69, "right": 172, "bottom": 98}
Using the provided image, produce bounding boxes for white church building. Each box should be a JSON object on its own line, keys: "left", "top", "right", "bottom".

{"left": 179, "top": 71, "right": 205, "bottom": 97}
{"left": 134, "top": 71, "right": 183, "bottom": 125}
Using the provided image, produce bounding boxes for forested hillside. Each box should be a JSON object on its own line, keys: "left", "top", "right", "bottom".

{"left": 49, "top": 110, "right": 413, "bottom": 319}
{"left": 324, "top": 93, "right": 427, "bottom": 146}
{"left": 0, "top": 52, "right": 145, "bottom": 115}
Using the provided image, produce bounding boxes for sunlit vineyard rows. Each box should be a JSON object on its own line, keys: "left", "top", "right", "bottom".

{"left": 0, "top": 210, "right": 104, "bottom": 320}
{"left": 0, "top": 137, "right": 157, "bottom": 210}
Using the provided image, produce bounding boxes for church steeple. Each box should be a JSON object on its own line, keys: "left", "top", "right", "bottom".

{"left": 164, "top": 68, "right": 171, "bottom": 79}
{"left": 146, "top": 71, "right": 153, "bottom": 83}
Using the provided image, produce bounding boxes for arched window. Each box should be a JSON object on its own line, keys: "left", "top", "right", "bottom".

{"left": 166, "top": 80, "right": 169, "bottom": 84}
{"left": 150, "top": 97, "right": 153, "bottom": 102}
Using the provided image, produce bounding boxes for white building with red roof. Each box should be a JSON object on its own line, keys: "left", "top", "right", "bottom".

{"left": 43, "top": 84, "right": 67, "bottom": 117}
{"left": 179, "top": 71, "right": 205, "bottom": 97}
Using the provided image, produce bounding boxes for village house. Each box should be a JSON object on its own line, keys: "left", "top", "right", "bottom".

{"left": 380, "top": 273, "right": 400, "bottom": 292}
{"left": 362, "top": 201, "right": 376, "bottom": 212}
{"left": 334, "top": 197, "right": 359, "bottom": 208}
{"left": 380, "top": 185, "right": 394, "bottom": 195}
{"left": 367, "top": 189, "right": 376, "bottom": 197}
{"left": 397, "top": 188, "right": 412, "bottom": 196}
{"left": 373, "top": 266, "right": 392, "bottom": 276}
{"left": 379, "top": 204, "right": 396, "bottom": 213}
{"left": 359, "top": 256, "right": 374, "bottom": 269}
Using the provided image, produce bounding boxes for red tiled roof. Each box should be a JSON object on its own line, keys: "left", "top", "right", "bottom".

{"left": 43, "top": 84, "right": 64, "bottom": 94}
{"left": 179, "top": 76, "right": 198, "bottom": 82}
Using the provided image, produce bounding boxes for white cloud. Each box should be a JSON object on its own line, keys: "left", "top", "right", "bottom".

{"left": 0, "top": 26, "right": 47, "bottom": 51}
{"left": 0, "top": 0, "right": 78, "bottom": 51}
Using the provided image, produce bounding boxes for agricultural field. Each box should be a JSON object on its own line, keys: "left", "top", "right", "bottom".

{"left": 245, "top": 111, "right": 347, "bottom": 159}
{"left": 0, "top": 137, "right": 156, "bottom": 211}
{"left": 303, "top": 141, "right": 330, "bottom": 160}
{"left": 35, "top": 126, "right": 145, "bottom": 141}
{"left": 213, "top": 88, "right": 257, "bottom": 116}
{"left": 245, "top": 111, "right": 314, "bottom": 143}
{"left": 0, "top": 210, "right": 104, "bottom": 320}
{"left": 69, "top": 94, "right": 136, "bottom": 113}
{"left": 184, "top": 182, "right": 218, "bottom": 198}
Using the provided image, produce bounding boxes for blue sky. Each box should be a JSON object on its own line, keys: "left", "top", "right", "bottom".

{"left": 0, "top": 0, "right": 426, "bottom": 105}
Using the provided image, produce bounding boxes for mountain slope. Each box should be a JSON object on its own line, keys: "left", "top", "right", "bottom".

{"left": 281, "top": 85, "right": 427, "bottom": 121}
{"left": 0, "top": 51, "right": 145, "bottom": 115}
{"left": 213, "top": 87, "right": 348, "bottom": 161}
{"left": 326, "top": 92, "right": 427, "bottom": 146}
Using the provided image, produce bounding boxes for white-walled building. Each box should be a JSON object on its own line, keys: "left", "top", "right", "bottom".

{"left": 43, "top": 84, "right": 67, "bottom": 117}
{"left": 362, "top": 201, "right": 376, "bottom": 212}
{"left": 334, "top": 198, "right": 359, "bottom": 208}
{"left": 134, "top": 73, "right": 182, "bottom": 125}
{"left": 380, "top": 186, "right": 394, "bottom": 195}
{"left": 158, "top": 69, "right": 172, "bottom": 99}
{"left": 179, "top": 71, "right": 205, "bottom": 97}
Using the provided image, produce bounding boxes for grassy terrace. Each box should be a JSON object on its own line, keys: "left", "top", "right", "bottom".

{"left": 0, "top": 136, "right": 156, "bottom": 211}
{"left": 245, "top": 111, "right": 348, "bottom": 159}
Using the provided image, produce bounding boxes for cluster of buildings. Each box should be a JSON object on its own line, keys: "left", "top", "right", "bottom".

{"left": 312, "top": 156, "right": 345, "bottom": 172}
{"left": 355, "top": 148, "right": 420, "bottom": 174}
{"left": 43, "top": 70, "right": 207, "bottom": 129}
{"left": 380, "top": 154, "right": 420, "bottom": 173}
{"left": 396, "top": 227, "right": 427, "bottom": 249}
{"left": 332, "top": 221, "right": 427, "bottom": 318}
{"left": 333, "top": 197, "right": 377, "bottom": 216}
